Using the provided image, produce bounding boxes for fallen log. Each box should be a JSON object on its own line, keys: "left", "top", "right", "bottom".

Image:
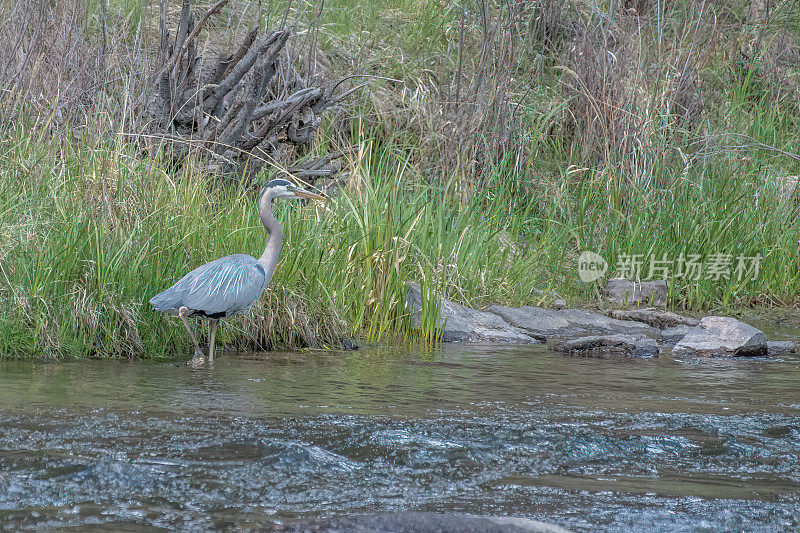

{"left": 149, "top": 0, "right": 347, "bottom": 185}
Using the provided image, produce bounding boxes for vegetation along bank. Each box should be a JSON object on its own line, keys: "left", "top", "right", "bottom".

{"left": 1, "top": 0, "right": 799, "bottom": 357}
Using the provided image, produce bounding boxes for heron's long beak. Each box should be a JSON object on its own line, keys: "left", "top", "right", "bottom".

{"left": 294, "top": 190, "right": 326, "bottom": 202}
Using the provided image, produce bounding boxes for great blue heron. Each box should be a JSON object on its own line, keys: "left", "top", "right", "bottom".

{"left": 150, "top": 178, "right": 325, "bottom": 365}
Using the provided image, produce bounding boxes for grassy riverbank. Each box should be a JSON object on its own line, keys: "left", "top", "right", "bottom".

{"left": 1, "top": 0, "right": 800, "bottom": 357}
{"left": 2, "top": 116, "right": 798, "bottom": 358}
{"left": 0, "top": 121, "right": 552, "bottom": 357}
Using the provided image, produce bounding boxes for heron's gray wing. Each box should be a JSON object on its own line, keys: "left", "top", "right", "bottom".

{"left": 150, "top": 254, "right": 267, "bottom": 316}
{"left": 183, "top": 255, "right": 267, "bottom": 316}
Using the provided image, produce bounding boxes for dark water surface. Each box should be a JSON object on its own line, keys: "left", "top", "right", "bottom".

{"left": 1, "top": 336, "right": 800, "bottom": 531}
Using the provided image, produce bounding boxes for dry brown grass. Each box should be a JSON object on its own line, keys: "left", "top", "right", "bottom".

{"left": 3, "top": 0, "right": 798, "bottom": 186}
{"left": 0, "top": 0, "right": 151, "bottom": 130}
{"left": 70, "top": 272, "right": 145, "bottom": 357}
{"left": 239, "top": 285, "right": 349, "bottom": 351}
{"left": 558, "top": 0, "right": 711, "bottom": 175}
{"left": 1, "top": 1, "right": 100, "bottom": 123}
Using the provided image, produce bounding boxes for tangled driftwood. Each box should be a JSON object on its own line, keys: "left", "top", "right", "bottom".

{"left": 151, "top": 0, "right": 353, "bottom": 184}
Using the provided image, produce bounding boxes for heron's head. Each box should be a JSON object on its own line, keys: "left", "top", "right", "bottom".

{"left": 260, "top": 178, "right": 326, "bottom": 201}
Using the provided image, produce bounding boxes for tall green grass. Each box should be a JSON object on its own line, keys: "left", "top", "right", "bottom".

{"left": 0, "top": 119, "right": 552, "bottom": 358}
{"left": 3, "top": 0, "right": 800, "bottom": 358}
{"left": 2, "top": 109, "right": 799, "bottom": 359}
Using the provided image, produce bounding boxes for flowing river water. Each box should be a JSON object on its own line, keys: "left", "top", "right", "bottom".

{"left": 1, "top": 320, "right": 800, "bottom": 531}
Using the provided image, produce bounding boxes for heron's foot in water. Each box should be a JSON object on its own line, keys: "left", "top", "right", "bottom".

{"left": 185, "top": 351, "right": 205, "bottom": 367}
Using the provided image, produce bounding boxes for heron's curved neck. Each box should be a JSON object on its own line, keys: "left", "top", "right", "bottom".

{"left": 258, "top": 191, "right": 283, "bottom": 283}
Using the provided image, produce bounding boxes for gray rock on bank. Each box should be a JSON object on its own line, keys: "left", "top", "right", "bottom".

{"left": 531, "top": 288, "right": 567, "bottom": 310}
{"left": 406, "top": 282, "right": 790, "bottom": 360}
{"left": 661, "top": 325, "right": 693, "bottom": 346}
{"left": 672, "top": 316, "right": 768, "bottom": 357}
{"left": 405, "top": 283, "right": 542, "bottom": 343}
{"left": 603, "top": 278, "right": 669, "bottom": 307}
{"left": 556, "top": 334, "right": 659, "bottom": 358}
{"left": 406, "top": 283, "right": 659, "bottom": 344}
{"left": 767, "top": 340, "right": 797, "bottom": 356}
{"left": 487, "top": 305, "right": 659, "bottom": 339}
{"left": 608, "top": 308, "right": 699, "bottom": 329}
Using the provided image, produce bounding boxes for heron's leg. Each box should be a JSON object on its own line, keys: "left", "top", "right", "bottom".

{"left": 208, "top": 319, "right": 219, "bottom": 361}
{"left": 178, "top": 306, "right": 204, "bottom": 365}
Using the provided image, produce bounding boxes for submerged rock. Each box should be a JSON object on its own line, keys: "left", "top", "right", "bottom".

{"left": 405, "top": 283, "right": 542, "bottom": 343}
{"left": 608, "top": 308, "right": 699, "bottom": 329}
{"left": 767, "top": 340, "right": 797, "bottom": 356}
{"left": 603, "top": 278, "right": 669, "bottom": 307}
{"left": 556, "top": 334, "right": 659, "bottom": 358}
{"left": 672, "top": 316, "right": 768, "bottom": 357}
{"left": 272, "top": 512, "right": 573, "bottom": 532}
{"left": 340, "top": 338, "right": 360, "bottom": 351}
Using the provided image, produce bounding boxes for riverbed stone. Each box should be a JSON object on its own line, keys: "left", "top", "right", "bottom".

{"left": 531, "top": 288, "right": 567, "bottom": 310}
{"left": 556, "top": 334, "right": 659, "bottom": 358}
{"left": 273, "top": 512, "right": 573, "bottom": 533}
{"left": 661, "top": 325, "right": 693, "bottom": 346}
{"left": 672, "top": 316, "right": 768, "bottom": 357}
{"left": 487, "top": 305, "right": 659, "bottom": 340}
{"left": 608, "top": 308, "right": 699, "bottom": 329}
{"left": 767, "top": 340, "right": 797, "bottom": 356}
{"left": 405, "top": 283, "right": 543, "bottom": 343}
{"left": 603, "top": 278, "right": 669, "bottom": 307}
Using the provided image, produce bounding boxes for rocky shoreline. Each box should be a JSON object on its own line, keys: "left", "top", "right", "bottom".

{"left": 405, "top": 282, "right": 797, "bottom": 358}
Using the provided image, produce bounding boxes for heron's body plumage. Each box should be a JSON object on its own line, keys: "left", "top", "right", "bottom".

{"left": 149, "top": 254, "right": 268, "bottom": 319}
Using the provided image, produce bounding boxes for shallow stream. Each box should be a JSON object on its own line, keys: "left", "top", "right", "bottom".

{"left": 1, "top": 327, "right": 800, "bottom": 531}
